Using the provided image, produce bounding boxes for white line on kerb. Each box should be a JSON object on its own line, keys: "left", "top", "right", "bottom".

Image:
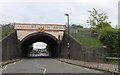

{"left": 2, "top": 59, "right": 23, "bottom": 71}
{"left": 2, "top": 62, "right": 16, "bottom": 71}
{"left": 2, "top": 65, "right": 7, "bottom": 70}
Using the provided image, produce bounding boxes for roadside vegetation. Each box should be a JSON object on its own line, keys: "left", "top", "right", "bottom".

{"left": 0, "top": 23, "right": 14, "bottom": 40}
{"left": 70, "top": 8, "right": 119, "bottom": 58}
{"left": 70, "top": 27, "right": 101, "bottom": 48}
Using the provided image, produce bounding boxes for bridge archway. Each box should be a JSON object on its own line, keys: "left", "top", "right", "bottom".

{"left": 20, "top": 32, "right": 60, "bottom": 58}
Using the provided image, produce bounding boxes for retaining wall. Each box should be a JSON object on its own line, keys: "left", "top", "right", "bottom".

{"left": 2, "top": 31, "right": 22, "bottom": 62}
{"left": 1, "top": 31, "right": 105, "bottom": 62}
{"left": 60, "top": 32, "right": 105, "bottom": 62}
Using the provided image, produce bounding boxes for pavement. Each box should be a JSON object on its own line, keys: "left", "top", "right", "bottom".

{"left": 2, "top": 58, "right": 102, "bottom": 73}
{"left": 57, "top": 58, "right": 120, "bottom": 74}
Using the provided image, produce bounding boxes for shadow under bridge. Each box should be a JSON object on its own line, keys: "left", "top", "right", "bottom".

{"left": 20, "top": 32, "right": 61, "bottom": 58}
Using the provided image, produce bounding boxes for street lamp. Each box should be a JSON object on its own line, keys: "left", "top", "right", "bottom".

{"left": 65, "top": 14, "right": 70, "bottom": 59}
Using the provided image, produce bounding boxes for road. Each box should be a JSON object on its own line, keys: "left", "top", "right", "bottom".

{"left": 2, "top": 58, "right": 102, "bottom": 73}
{"left": 0, "top": 66, "right": 1, "bottom": 75}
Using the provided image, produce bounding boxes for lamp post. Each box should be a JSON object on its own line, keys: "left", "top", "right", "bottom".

{"left": 65, "top": 14, "right": 70, "bottom": 59}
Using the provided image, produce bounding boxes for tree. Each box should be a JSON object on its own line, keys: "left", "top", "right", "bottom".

{"left": 2, "top": 24, "right": 14, "bottom": 39}
{"left": 71, "top": 24, "right": 83, "bottom": 28}
{"left": 118, "top": 28, "right": 120, "bottom": 53}
{"left": 98, "top": 27, "right": 118, "bottom": 57}
{"left": 44, "top": 45, "right": 49, "bottom": 51}
{"left": 87, "top": 8, "right": 111, "bottom": 29}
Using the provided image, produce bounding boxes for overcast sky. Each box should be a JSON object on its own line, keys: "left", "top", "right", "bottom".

{"left": 0, "top": 0, "right": 119, "bottom": 28}
{"left": 33, "top": 42, "right": 47, "bottom": 49}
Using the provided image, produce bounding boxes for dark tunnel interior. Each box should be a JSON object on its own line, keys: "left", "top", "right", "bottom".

{"left": 20, "top": 32, "right": 60, "bottom": 58}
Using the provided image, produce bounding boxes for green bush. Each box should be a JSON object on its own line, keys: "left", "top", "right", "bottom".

{"left": 118, "top": 28, "right": 120, "bottom": 53}
{"left": 71, "top": 24, "right": 83, "bottom": 28}
{"left": 98, "top": 27, "right": 118, "bottom": 57}
{"left": 1, "top": 24, "right": 14, "bottom": 39}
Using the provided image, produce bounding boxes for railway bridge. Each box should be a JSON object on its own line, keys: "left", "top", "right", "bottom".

{"left": 14, "top": 23, "right": 66, "bottom": 58}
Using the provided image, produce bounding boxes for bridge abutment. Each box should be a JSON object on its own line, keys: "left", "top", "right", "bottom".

{"left": 2, "top": 31, "right": 22, "bottom": 62}
{"left": 60, "top": 32, "right": 105, "bottom": 62}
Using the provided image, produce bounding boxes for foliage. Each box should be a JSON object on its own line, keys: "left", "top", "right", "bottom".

{"left": 103, "top": 59, "right": 118, "bottom": 65}
{"left": 98, "top": 27, "right": 119, "bottom": 57}
{"left": 87, "top": 8, "right": 111, "bottom": 29}
{"left": 70, "top": 27, "right": 101, "bottom": 48}
{"left": 87, "top": 8, "right": 119, "bottom": 57}
{"left": 71, "top": 24, "right": 83, "bottom": 28}
{"left": 44, "top": 45, "right": 49, "bottom": 51}
{"left": 118, "top": 28, "right": 120, "bottom": 53}
{"left": 0, "top": 24, "right": 14, "bottom": 39}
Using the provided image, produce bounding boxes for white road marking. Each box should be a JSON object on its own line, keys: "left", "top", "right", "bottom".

{"left": 17, "top": 60, "right": 23, "bottom": 63}
{"left": 36, "top": 63, "right": 47, "bottom": 73}
{"left": 55, "top": 59, "right": 101, "bottom": 72}
{"left": 84, "top": 67, "right": 94, "bottom": 71}
{"left": 2, "top": 59, "right": 23, "bottom": 71}
{"left": 2, "top": 65, "right": 8, "bottom": 70}
{"left": 36, "top": 59, "right": 47, "bottom": 73}
{"left": 54, "top": 59, "right": 80, "bottom": 68}
{"left": 43, "top": 67, "right": 46, "bottom": 73}
{"left": 38, "top": 67, "right": 47, "bottom": 73}
{"left": 10, "top": 62, "right": 16, "bottom": 65}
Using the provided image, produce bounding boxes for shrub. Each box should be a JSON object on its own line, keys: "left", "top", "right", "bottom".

{"left": 98, "top": 27, "right": 118, "bottom": 57}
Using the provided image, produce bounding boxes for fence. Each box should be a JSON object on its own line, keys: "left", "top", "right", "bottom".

{"left": 66, "top": 26, "right": 119, "bottom": 73}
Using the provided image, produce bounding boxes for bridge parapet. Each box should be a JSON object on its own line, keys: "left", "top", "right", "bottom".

{"left": 14, "top": 23, "right": 66, "bottom": 41}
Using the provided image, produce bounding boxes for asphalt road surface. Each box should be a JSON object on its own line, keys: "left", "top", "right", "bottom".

{"left": 0, "top": 66, "right": 2, "bottom": 74}
{"left": 2, "top": 58, "right": 102, "bottom": 73}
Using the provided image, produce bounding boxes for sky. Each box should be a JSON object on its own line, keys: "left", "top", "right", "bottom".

{"left": 0, "top": 0, "right": 119, "bottom": 28}
{"left": 118, "top": 1, "right": 120, "bottom": 28}
{"left": 33, "top": 42, "right": 47, "bottom": 49}
{"left": 0, "top": 0, "right": 119, "bottom": 48}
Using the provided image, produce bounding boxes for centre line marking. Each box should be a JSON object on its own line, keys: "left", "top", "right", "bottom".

{"left": 39, "top": 67, "right": 47, "bottom": 73}
{"left": 43, "top": 67, "right": 47, "bottom": 73}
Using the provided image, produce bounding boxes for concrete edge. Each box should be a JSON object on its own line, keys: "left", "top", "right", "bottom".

{"left": 0, "top": 59, "right": 21, "bottom": 67}
{"left": 57, "top": 59, "right": 120, "bottom": 75}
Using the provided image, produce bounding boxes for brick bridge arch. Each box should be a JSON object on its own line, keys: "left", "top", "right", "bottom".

{"left": 20, "top": 32, "right": 61, "bottom": 58}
